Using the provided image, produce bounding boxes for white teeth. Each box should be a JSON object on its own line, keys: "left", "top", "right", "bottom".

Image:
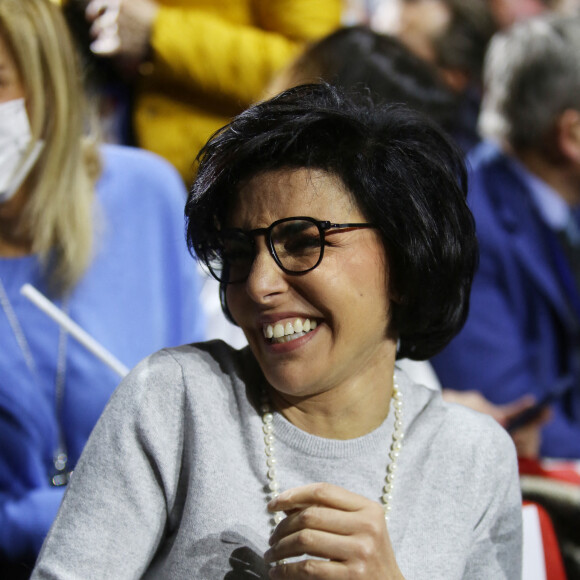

{"left": 263, "top": 318, "right": 318, "bottom": 343}
{"left": 273, "top": 323, "right": 285, "bottom": 338}
{"left": 285, "top": 331, "right": 305, "bottom": 342}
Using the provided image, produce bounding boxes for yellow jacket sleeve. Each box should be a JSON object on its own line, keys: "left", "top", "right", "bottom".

{"left": 134, "top": 0, "right": 341, "bottom": 181}
{"left": 149, "top": 0, "right": 342, "bottom": 107}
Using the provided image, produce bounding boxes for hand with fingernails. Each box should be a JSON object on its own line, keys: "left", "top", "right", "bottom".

{"left": 264, "top": 483, "right": 405, "bottom": 579}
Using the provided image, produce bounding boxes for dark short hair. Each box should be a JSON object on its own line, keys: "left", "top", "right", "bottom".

{"left": 274, "top": 25, "right": 456, "bottom": 132}
{"left": 186, "top": 83, "right": 477, "bottom": 360}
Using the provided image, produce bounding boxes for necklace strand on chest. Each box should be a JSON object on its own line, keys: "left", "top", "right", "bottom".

{"left": 260, "top": 373, "right": 404, "bottom": 532}
{"left": 0, "top": 277, "right": 71, "bottom": 486}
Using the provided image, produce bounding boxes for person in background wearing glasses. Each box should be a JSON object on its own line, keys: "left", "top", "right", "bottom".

{"left": 32, "top": 84, "right": 522, "bottom": 579}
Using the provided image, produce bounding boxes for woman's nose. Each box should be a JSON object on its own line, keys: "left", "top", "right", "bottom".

{"left": 244, "top": 238, "right": 288, "bottom": 302}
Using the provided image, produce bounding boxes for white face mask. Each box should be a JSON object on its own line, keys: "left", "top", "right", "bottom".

{"left": 0, "top": 98, "right": 44, "bottom": 203}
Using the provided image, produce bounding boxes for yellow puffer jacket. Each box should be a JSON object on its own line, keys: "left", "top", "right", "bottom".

{"left": 135, "top": 0, "right": 342, "bottom": 182}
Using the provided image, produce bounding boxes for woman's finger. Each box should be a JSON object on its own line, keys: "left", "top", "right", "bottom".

{"left": 268, "top": 482, "right": 367, "bottom": 514}
{"left": 268, "top": 558, "right": 348, "bottom": 580}
{"left": 269, "top": 501, "right": 387, "bottom": 548}
{"left": 269, "top": 505, "right": 348, "bottom": 546}
{"left": 89, "top": 26, "right": 120, "bottom": 56}
{"left": 500, "top": 395, "right": 537, "bottom": 421}
{"left": 86, "top": 0, "right": 120, "bottom": 21}
{"left": 265, "top": 528, "right": 346, "bottom": 563}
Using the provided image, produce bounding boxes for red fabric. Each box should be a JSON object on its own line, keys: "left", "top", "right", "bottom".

{"left": 523, "top": 501, "right": 567, "bottom": 580}
{"left": 519, "top": 457, "right": 580, "bottom": 485}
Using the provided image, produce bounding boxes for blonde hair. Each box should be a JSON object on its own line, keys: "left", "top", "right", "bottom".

{"left": 0, "top": 0, "right": 101, "bottom": 294}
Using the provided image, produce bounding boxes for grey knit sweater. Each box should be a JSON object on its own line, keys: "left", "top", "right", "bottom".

{"left": 32, "top": 341, "right": 522, "bottom": 579}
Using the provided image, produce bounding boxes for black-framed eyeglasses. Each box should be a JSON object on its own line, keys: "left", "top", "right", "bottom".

{"left": 201, "top": 216, "right": 378, "bottom": 284}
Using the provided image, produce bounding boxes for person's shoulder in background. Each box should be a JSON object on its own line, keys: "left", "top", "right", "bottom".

{"left": 97, "top": 143, "right": 188, "bottom": 203}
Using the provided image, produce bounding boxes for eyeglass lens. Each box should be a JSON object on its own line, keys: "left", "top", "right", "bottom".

{"left": 208, "top": 218, "right": 324, "bottom": 283}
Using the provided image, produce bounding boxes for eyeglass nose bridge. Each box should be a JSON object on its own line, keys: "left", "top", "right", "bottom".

{"left": 244, "top": 220, "right": 323, "bottom": 279}
{"left": 241, "top": 225, "right": 285, "bottom": 280}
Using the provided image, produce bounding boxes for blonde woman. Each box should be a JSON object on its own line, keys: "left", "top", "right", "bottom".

{"left": 0, "top": 0, "right": 205, "bottom": 573}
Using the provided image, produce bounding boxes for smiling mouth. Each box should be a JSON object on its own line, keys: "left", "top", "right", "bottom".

{"left": 262, "top": 318, "right": 318, "bottom": 344}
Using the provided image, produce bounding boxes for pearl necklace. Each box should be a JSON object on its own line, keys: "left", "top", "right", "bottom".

{"left": 261, "top": 373, "right": 404, "bottom": 532}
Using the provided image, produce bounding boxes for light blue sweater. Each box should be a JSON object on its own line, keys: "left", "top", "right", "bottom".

{"left": 0, "top": 144, "right": 206, "bottom": 562}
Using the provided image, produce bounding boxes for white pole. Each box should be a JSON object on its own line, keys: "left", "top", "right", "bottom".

{"left": 20, "top": 283, "right": 129, "bottom": 378}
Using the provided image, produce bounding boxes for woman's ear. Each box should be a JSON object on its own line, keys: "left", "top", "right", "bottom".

{"left": 557, "top": 108, "right": 580, "bottom": 165}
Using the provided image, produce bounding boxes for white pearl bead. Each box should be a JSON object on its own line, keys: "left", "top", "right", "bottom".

{"left": 261, "top": 371, "right": 403, "bottom": 534}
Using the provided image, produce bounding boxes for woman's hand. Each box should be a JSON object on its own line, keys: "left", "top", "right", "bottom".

{"left": 264, "top": 483, "right": 405, "bottom": 579}
{"left": 442, "top": 389, "right": 550, "bottom": 457}
{"left": 86, "top": 0, "right": 159, "bottom": 66}
{"left": 442, "top": 389, "right": 540, "bottom": 425}
{"left": 509, "top": 407, "right": 551, "bottom": 458}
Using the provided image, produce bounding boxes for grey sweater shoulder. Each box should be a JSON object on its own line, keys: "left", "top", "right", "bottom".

{"left": 32, "top": 341, "right": 522, "bottom": 579}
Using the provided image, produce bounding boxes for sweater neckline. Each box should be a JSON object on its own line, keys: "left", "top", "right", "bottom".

{"left": 269, "top": 387, "right": 402, "bottom": 460}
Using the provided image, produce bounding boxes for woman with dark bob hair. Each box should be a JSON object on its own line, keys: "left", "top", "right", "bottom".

{"left": 32, "top": 84, "right": 522, "bottom": 579}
